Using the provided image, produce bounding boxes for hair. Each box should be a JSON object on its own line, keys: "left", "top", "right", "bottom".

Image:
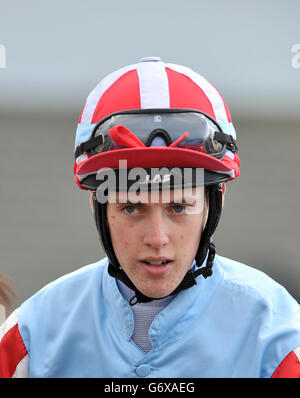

{"left": 0, "top": 274, "right": 15, "bottom": 309}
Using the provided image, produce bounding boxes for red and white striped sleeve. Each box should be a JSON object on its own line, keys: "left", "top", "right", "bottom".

{"left": 271, "top": 347, "right": 300, "bottom": 378}
{"left": 0, "top": 308, "right": 29, "bottom": 378}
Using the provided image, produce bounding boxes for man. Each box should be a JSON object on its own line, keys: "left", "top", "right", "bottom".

{"left": 1, "top": 57, "right": 300, "bottom": 378}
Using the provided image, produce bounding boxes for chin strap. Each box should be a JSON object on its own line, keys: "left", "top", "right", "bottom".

{"left": 93, "top": 184, "right": 222, "bottom": 306}
{"left": 107, "top": 240, "right": 216, "bottom": 306}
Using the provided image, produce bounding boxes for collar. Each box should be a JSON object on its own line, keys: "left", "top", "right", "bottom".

{"left": 102, "top": 257, "right": 223, "bottom": 350}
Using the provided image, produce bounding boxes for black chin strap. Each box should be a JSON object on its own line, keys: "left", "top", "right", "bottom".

{"left": 107, "top": 240, "right": 216, "bottom": 306}
{"left": 93, "top": 184, "right": 222, "bottom": 305}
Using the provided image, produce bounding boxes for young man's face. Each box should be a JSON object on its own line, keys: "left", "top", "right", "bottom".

{"left": 106, "top": 187, "right": 208, "bottom": 299}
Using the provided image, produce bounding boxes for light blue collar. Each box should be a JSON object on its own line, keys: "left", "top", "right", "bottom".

{"left": 102, "top": 258, "right": 223, "bottom": 350}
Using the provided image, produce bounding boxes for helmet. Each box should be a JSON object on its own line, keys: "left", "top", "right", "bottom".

{"left": 74, "top": 56, "right": 240, "bottom": 304}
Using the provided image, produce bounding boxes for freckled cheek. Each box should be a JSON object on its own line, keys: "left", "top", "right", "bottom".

{"left": 109, "top": 223, "right": 134, "bottom": 250}
{"left": 177, "top": 222, "right": 202, "bottom": 245}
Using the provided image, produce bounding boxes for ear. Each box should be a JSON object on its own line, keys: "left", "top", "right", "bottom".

{"left": 221, "top": 183, "right": 226, "bottom": 208}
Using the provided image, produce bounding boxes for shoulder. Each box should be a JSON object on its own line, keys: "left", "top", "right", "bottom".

{"left": 42, "top": 257, "right": 109, "bottom": 289}
{"left": 215, "top": 254, "right": 299, "bottom": 314}
{"left": 22, "top": 257, "right": 109, "bottom": 304}
{"left": 18, "top": 257, "right": 109, "bottom": 333}
{"left": 13, "top": 258, "right": 110, "bottom": 367}
{"left": 216, "top": 254, "right": 279, "bottom": 288}
{"left": 215, "top": 255, "right": 300, "bottom": 377}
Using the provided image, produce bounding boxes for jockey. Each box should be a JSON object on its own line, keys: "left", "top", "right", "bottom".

{"left": 1, "top": 57, "right": 300, "bottom": 378}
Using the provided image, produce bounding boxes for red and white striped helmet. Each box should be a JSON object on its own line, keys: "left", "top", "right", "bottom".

{"left": 74, "top": 56, "right": 240, "bottom": 190}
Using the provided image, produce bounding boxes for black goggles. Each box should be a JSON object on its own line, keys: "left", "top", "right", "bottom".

{"left": 75, "top": 109, "right": 237, "bottom": 160}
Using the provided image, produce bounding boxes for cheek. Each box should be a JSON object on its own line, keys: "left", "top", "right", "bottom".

{"left": 178, "top": 230, "right": 199, "bottom": 249}
{"left": 177, "top": 216, "right": 203, "bottom": 246}
{"left": 108, "top": 219, "right": 133, "bottom": 251}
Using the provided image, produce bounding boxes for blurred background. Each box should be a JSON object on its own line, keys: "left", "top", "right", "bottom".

{"left": 0, "top": 0, "right": 299, "bottom": 313}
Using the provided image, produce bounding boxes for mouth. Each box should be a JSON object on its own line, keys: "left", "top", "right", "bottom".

{"left": 140, "top": 257, "right": 173, "bottom": 265}
{"left": 139, "top": 257, "right": 173, "bottom": 276}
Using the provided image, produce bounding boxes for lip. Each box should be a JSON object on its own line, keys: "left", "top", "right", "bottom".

{"left": 141, "top": 256, "right": 173, "bottom": 262}
{"left": 139, "top": 257, "right": 174, "bottom": 277}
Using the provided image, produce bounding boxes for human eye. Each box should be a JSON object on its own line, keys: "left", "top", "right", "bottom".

{"left": 171, "top": 204, "right": 186, "bottom": 214}
{"left": 121, "top": 204, "right": 138, "bottom": 215}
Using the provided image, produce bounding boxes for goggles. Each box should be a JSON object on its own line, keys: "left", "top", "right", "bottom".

{"left": 75, "top": 109, "right": 237, "bottom": 160}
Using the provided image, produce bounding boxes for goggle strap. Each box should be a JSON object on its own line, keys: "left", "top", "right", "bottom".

{"left": 214, "top": 131, "right": 238, "bottom": 152}
{"left": 75, "top": 134, "right": 104, "bottom": 158}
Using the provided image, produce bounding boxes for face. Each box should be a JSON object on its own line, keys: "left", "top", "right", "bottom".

{"left": 106, "top": 187, "right": 209, "bottom": 299}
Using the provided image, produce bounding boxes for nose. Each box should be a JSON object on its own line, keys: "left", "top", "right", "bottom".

{"left": 143, "top": 211, "right": 169, "bottom": 249}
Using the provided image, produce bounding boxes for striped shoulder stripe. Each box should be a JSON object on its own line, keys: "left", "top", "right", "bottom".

{"left": 12, "top": 354, "right": 29, "bottom": 378}
{"left": 271, "top": 346, "right": 300, "bottom": 378}
{"left": 0, "top": 308, "right": 28, "bottom": 378}
{"left": 294, "top": 346, "right": 300, "bottom": 361}
{"left": 0, "top": 308, "right": 19, "bottom": 340}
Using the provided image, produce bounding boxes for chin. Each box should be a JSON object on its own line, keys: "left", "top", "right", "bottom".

{"left": 139, "top": 286, "right": 176, "bottom": 300}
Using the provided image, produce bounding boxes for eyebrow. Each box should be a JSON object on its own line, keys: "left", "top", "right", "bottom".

{"left": 115, "top": 197, "right": 197, "bottom": 205}
{"left": 168, "top": 199, "right": 196, "bottom": 206}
